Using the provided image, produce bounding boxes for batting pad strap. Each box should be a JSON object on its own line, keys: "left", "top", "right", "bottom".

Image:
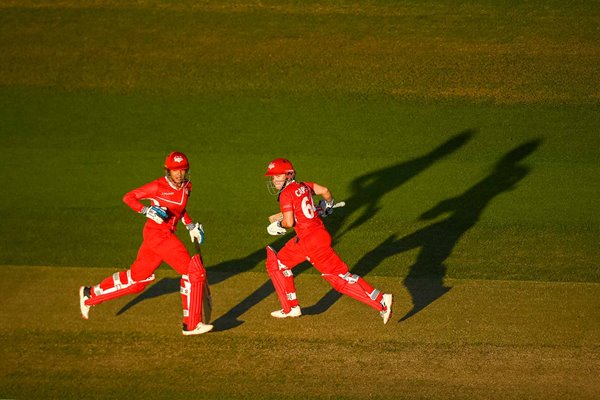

{"left": 369, "top": 289, "right": 381, "bottom": 301}
{"left": 282, "top": 269, "right": 293, "bottom": 277}
{"left": 340, "top": 272, "right": 359, "bottom": 284}
{"left": 112, "top": 272, "right": 122, "bottom": 288}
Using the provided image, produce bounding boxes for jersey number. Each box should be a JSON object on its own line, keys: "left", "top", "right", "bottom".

{"left": 301, "top": 196, "right": 315, "bottom": 219}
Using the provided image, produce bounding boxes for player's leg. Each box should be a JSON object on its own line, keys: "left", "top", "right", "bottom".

{"left": 181, "top": 255, "right": 213, "bottom": 335}
{"left": 154, "top": 233, "right": 212, "bottom": 335}
{"left": 321, "top": 271, "right": 393, "bottom": 324}
{"left": 154, "top": 232, "right": 193, "bottom": 276}
{"left": 79, "top": 245, "right": 160, "bottom": 320}
{"left": 306, "top": 232, "right": 393, "bottom": 323}
{"left": 266, "top": 238, "right": 306, "bottom": 317}
{"left": 84, "top": 269, "right": 156, "bottom": 305}
{"left": 79, "top": 239, "right": 161, "bottom": 319}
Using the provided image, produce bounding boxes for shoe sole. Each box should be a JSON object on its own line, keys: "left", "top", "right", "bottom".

{"left": 270, "top": 309, "right": 302, "bottom": 318}
{"left": 182, "top": 325, "right": 214, "bottom": 336}
{"left": 270, "top": 313, "right": 302, "bottom": 319}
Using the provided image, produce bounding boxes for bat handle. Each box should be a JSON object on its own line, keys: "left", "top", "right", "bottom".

{"left": 194, "top": 238, "right": 202, "bottom": 255}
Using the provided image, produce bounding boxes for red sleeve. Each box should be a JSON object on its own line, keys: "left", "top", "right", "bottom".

{"left": 279, "top": 189, "right": 293, "bottom": 213}
{"left": 181, "top": 210, "right": 192, "bottom": 225}
{"left": 181, "top": 181, "right": 193, "bottom": 224}
{"left": 304, "top": 182, "right": 316, "bottom": 194}
{"left": 122, "top": 181, "right": 158, "bottom": 213}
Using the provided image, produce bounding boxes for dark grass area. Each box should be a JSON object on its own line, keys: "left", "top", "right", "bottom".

{"left": 1, "top": 90, "right": 598, "bottom": 282}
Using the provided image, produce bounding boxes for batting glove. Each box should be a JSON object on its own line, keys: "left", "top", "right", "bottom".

{"left": 142, "top": 206, "right": 169, "bottom": 224}
{"left": 267, "top": 220, "right": 287, "bottom": 236}
{"left": 318, "top": 199, "right": 335, "bottom": 217}
{"left": 187, "top": 222, "right": 205, "bottom": 244}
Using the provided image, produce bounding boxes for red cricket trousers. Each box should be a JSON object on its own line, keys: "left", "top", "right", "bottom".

{"left": 274, "top": 227, "right": 384, "bottom": 312}
{"left": 128, "top": 225, "right": 191, "bottom": 280}
{"left": 277, "top": 228, "right": 348, "bottom": 275}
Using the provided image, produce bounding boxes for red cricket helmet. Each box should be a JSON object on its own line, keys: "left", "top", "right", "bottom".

{"left": 265, "top": 158, "right": 295, "bottom": 176}
{"left": 164, "top": 151, "right": 189, "bottom": 170}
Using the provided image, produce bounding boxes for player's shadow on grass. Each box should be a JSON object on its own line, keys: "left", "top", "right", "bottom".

{"left": 326, "top": 130, "right": 475, "bottom": 240}
{"left": 303, "top": 139, "right": 542, "bottom": 321}
{"left": 116, "top": 277, "right": 178, "bottom": 316}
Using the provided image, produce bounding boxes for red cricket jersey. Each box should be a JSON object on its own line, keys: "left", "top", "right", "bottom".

{"left": 279, "top": 181, "right": 325, "bottom": 238}
{"left": 123, "top": 177, "right": 193, "bottom": 232}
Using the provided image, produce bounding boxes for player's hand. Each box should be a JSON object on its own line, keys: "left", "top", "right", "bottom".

{"left": 267, "top": 220, "right": 287, "bottom": 236}
{"left": 318, "top": 199, "right": 335, "bottom": 217}
{"left": 187, "top": 222, "right": 205, "bottom": 244}
{"left": 143, "top": 206, "right": 169, "bottom": 224}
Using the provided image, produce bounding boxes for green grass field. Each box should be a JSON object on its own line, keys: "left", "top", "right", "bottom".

{"left": 0, "top": 1, "right": 598, "bottom": 399}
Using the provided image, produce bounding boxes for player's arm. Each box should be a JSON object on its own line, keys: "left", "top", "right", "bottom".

{"left": 181, "top": 210, "right": 193, "bottom": 226}
{"left": 267, "top": 209, "right": 293, "bottom": 235}
{"left": 280, "top": 210, "right": 294, "bottom": 229}
{"left": 123, "top": 182, "right": 168, "bottom": 224}
{"left": 122, "top": 183, "right": 155, "bottom": 213}
{"left": 268, "top": 212, "right": 283, "bottom": 223}
{"left": 179, "top": 184, "right": 203, "bottom": 242}
{"left": 182, "top": 209, "right": 205, "bottom": 244}
{"left": 312, "top": 182, "right": 333, "bottom": 202}
{"left": 311, "top": 182, "right": 336, "bottom": 217}
{"left": 267, "top": 191, "right": 293, "bottom": 236}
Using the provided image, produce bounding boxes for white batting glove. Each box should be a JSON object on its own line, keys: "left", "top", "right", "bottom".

{"left": 267, "top": 220, "right": 287, "bottom": 236}
{"left": 187, "top": 222, "right": 205, "bottom": 244}
{"left": 142, "top": 206, "right": 169, "bottom": 224}
{"left": 318, "top": 199, "right": 335, "bottom": 217}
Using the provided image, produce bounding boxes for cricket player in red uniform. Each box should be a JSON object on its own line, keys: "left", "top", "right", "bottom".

{"left": 264, "top": 158, "right": 393, "bottom": 324}
{"left": 79, "top": 152, "right": 213, "bottom": 335}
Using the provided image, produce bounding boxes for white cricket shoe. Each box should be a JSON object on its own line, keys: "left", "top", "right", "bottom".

{"left": 270, "top": 306, "right": 302, "bottom": 319}
{"left": 380, "top": 293, "right": 393, "bottom": 324}
{"left": 79, "top": 286, "right": 91, "bottom": 320}
{"left": 182, "top": 322, "right": 214, "bottom": 336}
